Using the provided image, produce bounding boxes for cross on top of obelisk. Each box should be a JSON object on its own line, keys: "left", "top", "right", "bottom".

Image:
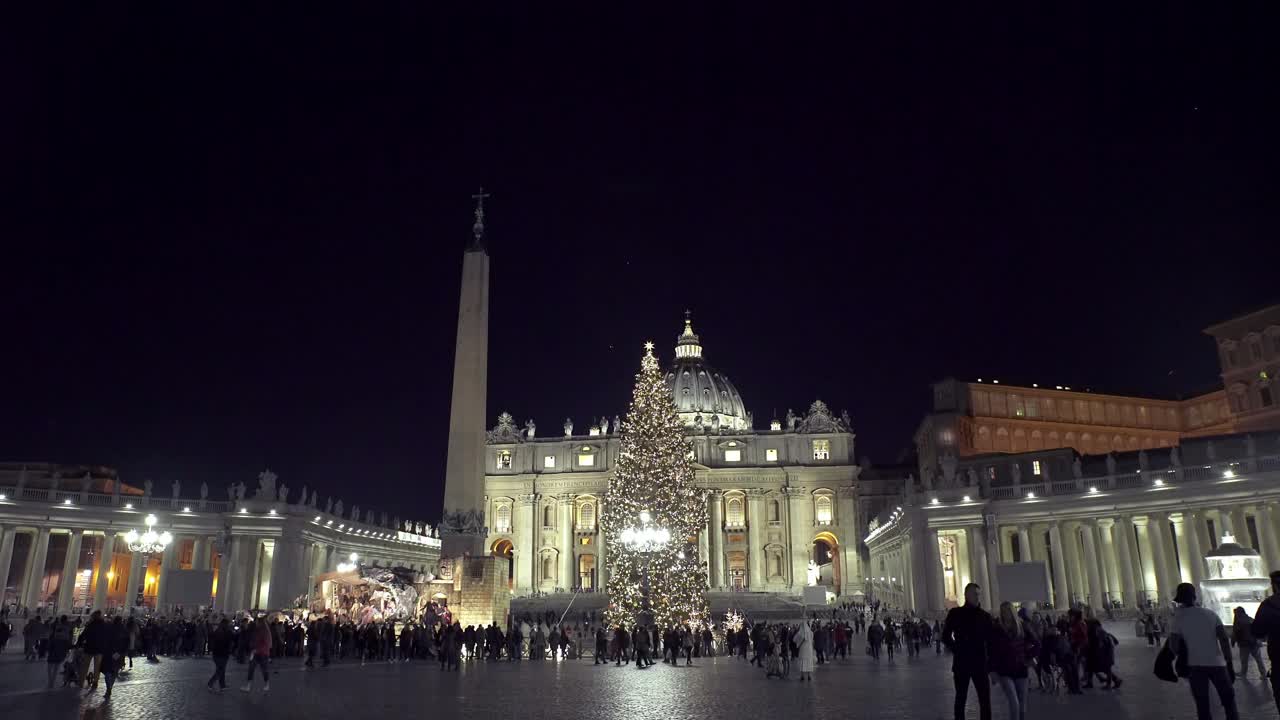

{"left": 470, "top": 186, "right": 490, "bottom": 250}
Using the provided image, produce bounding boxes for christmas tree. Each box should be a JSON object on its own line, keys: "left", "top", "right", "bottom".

{"left": 603, "top": 341, "right": 709, "bottom": 629}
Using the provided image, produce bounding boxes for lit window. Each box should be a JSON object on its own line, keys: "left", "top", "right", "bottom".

{"left": 497, "top": 450, "right": 512, "bottom": 469}
{"left": 725, "top": 497, "right": 745, "bottom": 527}
{"left": 812, "top": 440, "right": 831, "bottom": 460}
{"left": 544, "top": 455, "right": 556, "bottom": 469}
{"left": 766, "top": 448, "right": 778, "bottom": 462}
{"left": 494, "top": 504, "right": 512, "bottom": 533}
{"left": 724, "top": 449, "right": 741, "bottom": 462}
{"left": 815, "top": 495, "right": 833, "bottom": 525}
{"left": 578, "top": 453, "right": 595, "bottom": 467}
{"left": 1032, "top": 460, "right": 1042, "bottom": 476}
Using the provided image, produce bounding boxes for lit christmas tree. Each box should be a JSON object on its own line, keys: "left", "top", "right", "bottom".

{"left": 604, "top": 341, "right": 709, "bottom": 629}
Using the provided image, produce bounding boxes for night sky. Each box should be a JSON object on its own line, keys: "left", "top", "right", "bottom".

{"left": 6, "top": 7, "right": 1276, "bottom": 522}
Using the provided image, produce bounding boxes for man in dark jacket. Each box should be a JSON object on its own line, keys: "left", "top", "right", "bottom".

{"left": 206, "top": 618, "right": 233, "bottom": 692}
{"left": 1248, "top": 570, "right": 1280, "bottom": 716}
{"left": 942, "top": 583, "right": 995, "bottom": 720}
{"left": 78, "top": 611, "right": 109, "bottom": 691}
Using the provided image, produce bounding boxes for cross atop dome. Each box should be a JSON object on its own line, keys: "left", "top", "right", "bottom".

{"left": 675, "top": 311, "right": 702, "bottom": 359}
{"left": 469, "top": 186, "right": 490, "bottom": 251}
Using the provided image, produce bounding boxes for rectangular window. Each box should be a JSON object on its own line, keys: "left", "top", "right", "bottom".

{"left": 724, "top": 449, "right": 741, "bottom": 462}
{"left": 1024, "top": 398, "right": 1038, "bottom": 418}
{"left": 1010, "top": 394, "right": 1025, "bottom": 417}
{"left": 812, "top": 439, "right": 831, "bottom": 461}
{"left": 1032, "top": 460, "right": 1042, "bottom": 476}
{"left": 577, "top": 453, "right": 595, "bottom": 467}
{"left": 543, "top": 455, "right": 556, "bottom": 469}
{"left": 766, "top": 448, "right": 778, "bottom": 462}
{"left": 497, "top": 451, "right": 512, "bottom": 469}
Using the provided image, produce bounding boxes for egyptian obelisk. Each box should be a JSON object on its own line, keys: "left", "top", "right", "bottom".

{"left": 440, "top": 189, "right": 491, "bottom": 559}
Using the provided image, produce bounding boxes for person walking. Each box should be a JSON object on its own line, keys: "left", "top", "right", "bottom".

{"left": 1169, "top": 583, "right": 1238, "bottom": 720}
{"left": 207, "top": 618, "right": 232, "bottom": 692}
{"left": 78, "top": 611, "right": 109, "bottom": 691}
{"left": 1230, "top": 607, "right": 1267, "bottom": 681}
{"left": 1245, "top": 570, "right": 1280, "bottom": 716}
{"left": 240, "top": 619, "right": 273, "bottom": 693}
{"left": 991, "top": 602, "right": 1040, "bottom": 720}
{"left": 942, "top": 583, "right": 995, "bottom": 720}
{"left": 45, "top": 617, "right": 72, "bottom": 690}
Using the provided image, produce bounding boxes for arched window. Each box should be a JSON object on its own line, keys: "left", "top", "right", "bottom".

{"left": 577, "top": 501, "right": 595, "bottom": 530}
{"left": 768, "top": 499, "right": 780, "bottom": 522}
{"left": 815, "top": 495, "right": 833, "bottom": 525}
{"left": 725, "top": 496, "right": 745, "bottom": 527}
{"left": 494, "top": 503, "right": 512, "bottom": 533}
{"left": 543, "top": 504, "right": 555, "bottom": 528}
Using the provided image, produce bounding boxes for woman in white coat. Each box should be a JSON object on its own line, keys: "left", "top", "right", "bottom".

{"left": 795, "top": 622, "right": 816, "bottom": 681}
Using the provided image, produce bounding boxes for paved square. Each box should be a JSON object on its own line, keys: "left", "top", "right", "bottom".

{"left": 0, "top": 622, "right": 1276, "bottom": 720}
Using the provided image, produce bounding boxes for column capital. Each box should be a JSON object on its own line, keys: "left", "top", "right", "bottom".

{"left": 706, "top": 489, "right": 724, "bottom": 498}
{"left": 517, "top": 494, "right": 539, "bottom": 505}
{"left": 1097, "top": 518, "right": 1116, "bottom": 528}
{"left": 836, "top": 486, "right": 857, "bottom": 498}
{"left": 1132, "top": 516, "right": 1150, "bottom": 527}
{"left": 558, "top": 494, "right": 577, "bottom": 505}
{"left": 745, "top": 488, "right": 771, "bottom": 498}
{"left": 781, "top": 487, "right": 806, "bottom": 498}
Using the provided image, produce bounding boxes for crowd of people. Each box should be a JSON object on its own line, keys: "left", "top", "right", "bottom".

{"left": 5, "top": 573, "right": 1280, "bottom": 720}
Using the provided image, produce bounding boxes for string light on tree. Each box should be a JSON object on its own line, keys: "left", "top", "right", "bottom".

{"left": 604, "top": 341, "right": 709, "bottom": 629}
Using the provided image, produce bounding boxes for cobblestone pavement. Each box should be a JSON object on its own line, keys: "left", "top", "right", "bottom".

{"left": 0, "top": 623, "right": 1276, "bottom": 720}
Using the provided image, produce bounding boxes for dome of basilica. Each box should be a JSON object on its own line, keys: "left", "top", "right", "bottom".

{"left": 663, "top": 316, "right": 751, "bottom": 431}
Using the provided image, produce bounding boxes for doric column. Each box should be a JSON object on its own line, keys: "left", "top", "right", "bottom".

{"left": 1132, "top": 517, "right": 1157, "bottom": 604}
{"left": 1048, "top": 522, "right": 1069, "bottom": 608}
{"left": 924, "top": 527, "right": 945, "bottom": 613}
{"left": 1017, "top": 526, "right": 1033, "bottom": 563}
{"left": 124, "top": 549, "right": 145, "bottom": 610}
{"left": 1096, "top": 520, "right": 1121, "bottom": 605}
{"left": 1231, "top": 507, "right": 1252, "bottom": 548}
{"left": 516, "top": 494, "right": 537, "bottom": 592}
{"left": 1171, "top": 514, "right": 1191, "bottom": 584}
{"left": 783, "top": 487, "right": 809, "bottom": 589}
{"left": 191, "top": 537, "right": 208, "bottom": 570}
{"left": 746, "top": 489, "right": 767, "bottom": 589}
{"left": 558, "top": 494, "right": 575, "bottom": 590}
{"left": 707, "top": 491, "right": 723, "bottom": 589}
{"left": 1079, "top": 522, "right": 1103, "bottom": 609}
{"left": 1145, "top": 514, "right": 1173, "bottom": 604}
{"left": 1183, "top": 511, "right": 1206, "bottom": 586}
{"left": 214, "top": 540, "right": 233, "bottom": 611}
{"left": 983, "top": 520, "right": 1002, "bottom": 608}
{"left": 0, "top": 526, "right": 15, "bottom": 608}
{"left": 93, "top": 530, "right": 115, "bottom": 607}
{"left": 1059, "top": 523, "right": 1084, "bottom": 603}
{"left": 24, "top": 528, "right": 52, "bottom": 610}
{"left": 1254, "top": 504, "right": 1280, "bottom": 573}
{"left": 155, "top": 536, "right": 179, "bottom": 611}
{"left": 967, "top": 526, "right": 992, "bottom": 609}
{"left": 1112, "top": 518, "right": 1138, "bottom": 607}
{"left": 1000, "top": 528, "right": 1015, "bottom": 563}
{"left": 268, "top": 537, "right": 308, "bottom": 609}
{"left": 837, "top": 486, "right": 860, "bottom": 591}
{"left": 56, "top": 531, "right": 85, "bottom": 613}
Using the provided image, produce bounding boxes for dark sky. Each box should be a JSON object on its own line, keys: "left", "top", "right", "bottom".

{"left": 5, "top": 6, "right": 1277, "bottom": 523}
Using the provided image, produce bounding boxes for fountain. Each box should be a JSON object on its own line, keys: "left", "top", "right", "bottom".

{"left": 1199, "top": 533, "right": 1270, "bottom": 624}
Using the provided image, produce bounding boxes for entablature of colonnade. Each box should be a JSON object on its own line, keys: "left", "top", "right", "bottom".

{"left": 489, "top": 474, "right": 611, "bottom": 495}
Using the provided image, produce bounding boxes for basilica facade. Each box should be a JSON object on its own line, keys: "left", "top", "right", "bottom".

{"left": 482, "top": 318, "right": 882, "bottom": 600}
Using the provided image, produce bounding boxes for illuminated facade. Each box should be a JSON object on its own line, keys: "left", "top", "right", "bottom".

{"left": 482, "top": 318, "right": 892, "bottom": 600}
{"left": 0, "top": 465, "right": 439, "bottom": 615}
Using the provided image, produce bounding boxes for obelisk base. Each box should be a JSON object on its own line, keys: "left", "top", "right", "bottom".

{"left": 437, "top": 555, "right": 511, "bottom": 629}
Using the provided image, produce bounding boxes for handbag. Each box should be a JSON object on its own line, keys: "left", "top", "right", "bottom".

{"left": 1154, "top": 642, "right": 1178, "bottom": 683}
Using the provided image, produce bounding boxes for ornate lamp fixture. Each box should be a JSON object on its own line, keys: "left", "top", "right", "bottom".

{"left": 124, "top": 514, "right": 173, "bottom": 555}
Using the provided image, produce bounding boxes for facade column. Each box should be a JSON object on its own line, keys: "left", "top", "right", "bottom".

{"left": 1254, "top": 504, "right": 1280, "bottom": 573}
{"left": 0, "top": 526, "right": 16, "bottom": 608}
{"left": 1183, "top": 511, "right": 1206, "bottom": 586}
{"left": 1000, "top": 528, "right": 1014, "bottom": 563}
{"left": 1017, "top": 526, "right": 1033, "bottom": 562}
{"left": 967, "top": 526, "right": 992, "bottom": 610}
{"left": 838, "top": 487, "right": 859, "bottom": 593}
{"left": 558, "top": 494, "right": 575, "bottom": 590}
{"left": 214, "top": 541, "right": 233, "bottom": 611}
{"left": 1048, "top": 522, "right": 1069, "bottom": 608}
{"left": 268, "top": 538, "right": 307, "bottom": 609}
{"left": 707, "top": 491, "right": 723, "bottom": 590}
{"left": 24, "top": 528, "right": 52, "bottom": 611}
{"left": 1079, "top": 522, "right": 1104, "bottom": 610}
{"left": 596, "top": 498, "right": 608, "bottom": 589}
{"left": 784, "top": 488, "right": 809, "bottom": 590}
{"left": 1146, "top": 514, "right": 1173, "bottom": 604}
{"left": 191, "top": 537, "right": 208, "bottom": 570}
{"left": 516, "top": 494, "right": 536, "bottom": 593}
{"left": 746, "top": 489, "right": 767, "bottom": 589}
{"left": 983, "top": 523, "right": 1002, "bottom": 609}
{"left": 1171, "top": 514, "right": 1192, "bottom": 584}
{"left": 1060, "top": 524, "right": 1085, "bottom": 604}
{"left": 1133, "top": 517, "right": 1158, "bottom": 604}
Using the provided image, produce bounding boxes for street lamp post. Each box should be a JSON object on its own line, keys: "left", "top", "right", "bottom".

{"left": 620, "top": 510, "right": 670, "bottom": 626}
{"left": 123, "top": 514, "right": 172, "bottom": 609}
